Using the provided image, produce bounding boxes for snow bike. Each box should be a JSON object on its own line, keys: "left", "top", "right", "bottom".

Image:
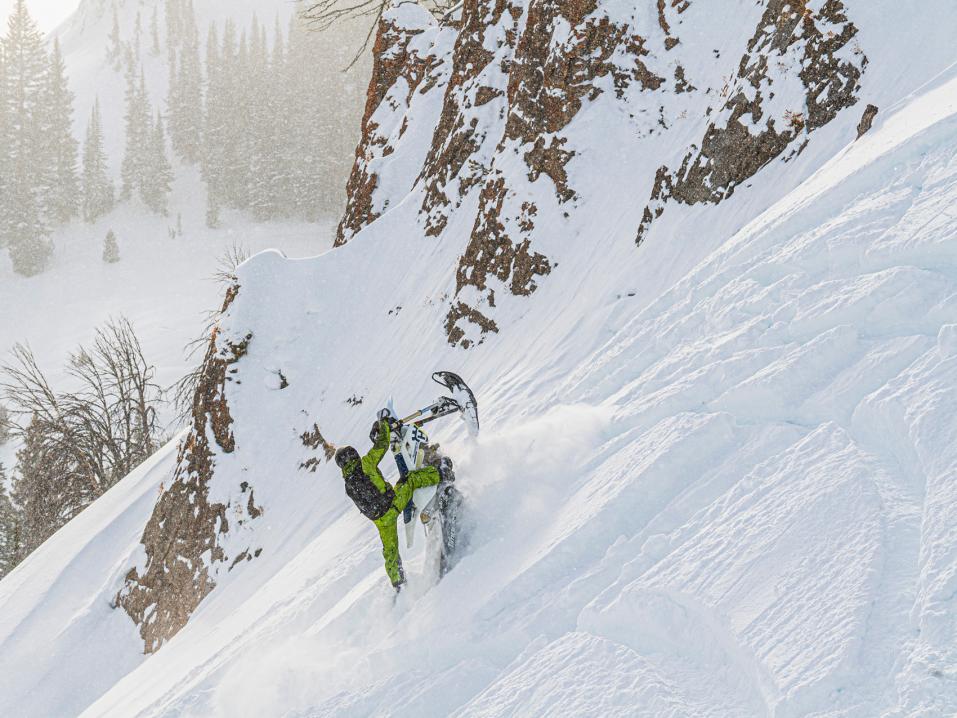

{"left": 379, "top": 372, "right": 478, "bottom": 579}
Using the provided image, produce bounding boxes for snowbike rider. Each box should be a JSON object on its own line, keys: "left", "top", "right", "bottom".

{"left": 335, "top": 417, "right": 452, "bottom": 591}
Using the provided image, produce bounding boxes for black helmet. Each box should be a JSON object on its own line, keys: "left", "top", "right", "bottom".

{"left": 335, "top": 446, "right": 359, "bottom": 469}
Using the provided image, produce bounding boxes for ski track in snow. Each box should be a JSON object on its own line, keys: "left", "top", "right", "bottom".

{"left": 2, "top": 2, "right": 957, "bottom": 717}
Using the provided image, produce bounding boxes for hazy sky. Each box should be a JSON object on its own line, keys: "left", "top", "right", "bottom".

{"left": 0, "top": 0, "right": 77, "bottom": 34}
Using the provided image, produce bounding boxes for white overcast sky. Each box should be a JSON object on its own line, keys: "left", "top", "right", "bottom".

{"left": 0, "top": 0, "right": 78, "bottom": 34}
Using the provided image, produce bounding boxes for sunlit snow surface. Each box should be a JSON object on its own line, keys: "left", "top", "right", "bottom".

{"left": 2, "top": 2, "right": 957, "bottom": 717}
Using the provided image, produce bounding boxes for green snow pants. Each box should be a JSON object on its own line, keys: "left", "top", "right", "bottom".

{"left": 373, "top": 466, "right": 441, "bottom": 587}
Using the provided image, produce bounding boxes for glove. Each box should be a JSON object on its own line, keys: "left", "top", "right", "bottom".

{"left": 369, "top": 420, "right": 381, "bottom": 443}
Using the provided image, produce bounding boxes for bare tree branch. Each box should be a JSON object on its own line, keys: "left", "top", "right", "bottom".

{"left": 168, "top": 244, "right": 247, "bottom": 425}
{"left": 1, "top": 318, "right": 162, "bottom": 501}
{"left": 300, "top": 0, "right": 384, "bottom": 69}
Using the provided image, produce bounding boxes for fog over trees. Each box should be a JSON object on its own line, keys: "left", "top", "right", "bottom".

{"left": 0, "top": 1, "right": 76, "bottom": 275}
{"left": 0, "top": 0, "right": 368, "bottom": 276}
{"left": 81, "top": 98, "right": 114, "bottom": 222}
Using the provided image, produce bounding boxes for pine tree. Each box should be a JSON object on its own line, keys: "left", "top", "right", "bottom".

{"left": 0, "top": 463, "right": 22, "bottom": 578}
{"left": 201, "top": 22, "right": 227, "bottom": 227}
{"left": 0, "top": 39, "right": 10, "bottom": 249}
{"left": 42, "top": 39, "right": 79, "bottom": 225}
{"left": 12, "top": 416, "right": 86, "bottom": 557}
{"left": 119, "top": 64, "right": 138, "bottom": 200}
{"left": 285, "top": 18, "right": 330, "bottom": 221}
{"left": 265, "top": 17, "right": 291, "bottom": 215}
{"left": 166, "top": 42, "right": 178, "bottom": 159}
{"left": 141, "top": 111, "right": 173, "bottom": 214}
{"left": 230, "top": 29, "right": 251, "bottom": 210}
{"left": 133, "top": 11, "right": 143, "bottom": 59}
{"left": 120, "top": 65, "right": 152, "bottom": 201}
{"left": 164, "top": 0, "right": 181, "bottom": 58}
{"left": 2, "top": 0, "right": 52, "bottom": 276}
{"left": 122, "top": 39, "right": 136, "bottom": 77}
{"left": 168, "top": 0, "right": 201, "bottom": 163}
{"left": 247, "top": 16, "right": 279, "bottom": 220}
{"left": 82, "top": 99, "right": 114, "bottom": 222}
{"left": 317, "top": 38, "right": 360, "bottom": 217}
{"left": 107, "top": 3, "right": 122, "bottom": 70}
{"left": 150, "top": 7, "right": 161, "bottom": 57}
{"left": 0, "top": 403, "right": 10, "bottom": 444}
{"left": 102, "top": 229, "right": 119, "bottom": 263}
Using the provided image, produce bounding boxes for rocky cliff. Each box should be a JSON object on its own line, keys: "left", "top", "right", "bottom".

{"left": 115, "top": 288, "right": 264, "bottom": 653}
{"left": 119, "top": 0, "right": 877, "bottom": 652}
{"left": 340, "top": 0, "right": 869, "bottom": 348}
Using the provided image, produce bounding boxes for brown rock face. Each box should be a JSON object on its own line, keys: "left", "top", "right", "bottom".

{"left": 420, "top": 0, "right": 525, "bottom": 238}
{"left": 300, "top": 424, "right": 336, "bottom": 472}
{"left": 444, "top": 0, "right": 666, "bottom": 345}
{"left": 856, "top": 103, "right": 878, "bottom": 139}
{"left": 337, "top": 11, "right": 438, "bottom": 246}
{"left": 116, "top": 287, "right": 256, "bottom": 654}
{"left": 445, "top": 301, "right": 501, "bottom": 348}
{"left": 338, "top": 0, "right": 868, "bottom": 343}
{"left": 505, "top": 0, "right": 662, "bottom": 145}
{"left": 450, "top": 176, "right": 550, "bottom": 346}
{"left": 636, "top": 0, "right": 866, "bottom": 243}
{"left": 657, "top": 0, "right": 692, "bottom": 50}
{"left": 504, "top": 0, "right": 661, "bottom": 193}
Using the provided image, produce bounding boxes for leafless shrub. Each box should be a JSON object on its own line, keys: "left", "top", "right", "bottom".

{"left": 301, "top": 0, "right": 386, "bottom": 69}
{"left": 170, "top": 362, "right": 205, "bottom": 426}
{"left": 170, "top": 244, "right": 248, "bottom": 424}
{"left": 1, "top": 318, "right": 162, "bottom": 553}
{"left": 2, "top": 319, "right": 161, "bottom": 493}
{"left": 213, "top": 243, "right": 251, "bottom": 286}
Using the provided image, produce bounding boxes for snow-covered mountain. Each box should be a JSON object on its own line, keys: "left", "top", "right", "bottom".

{"left": 2, "top": 0, "right": 956, "bottom": 716}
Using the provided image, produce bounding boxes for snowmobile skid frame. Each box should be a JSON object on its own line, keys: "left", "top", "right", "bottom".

{"left": 394, "top": 373, "right": 479, "bottom": 432}
{"left": 380, "top": 371, "right": 478, "bottom": 579}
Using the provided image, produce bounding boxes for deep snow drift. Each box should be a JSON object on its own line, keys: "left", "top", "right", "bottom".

{"left": 2, "top": 0, "right": 957, "bottom": 716}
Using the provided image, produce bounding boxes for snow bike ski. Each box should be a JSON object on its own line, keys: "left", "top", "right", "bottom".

{"left": 419, "top": 457, "right": 465, "bottom": 578}
{"left": 379, "top": 372, "right": 478, "bottom": 580}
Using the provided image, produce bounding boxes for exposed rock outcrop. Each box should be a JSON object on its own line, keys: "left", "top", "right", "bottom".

{"left": 637, "top": 0, "right": 867, "bottom": 243}
{"left": 116, "top": 287, "right": 259, "bottom": 653}
{"left": 419, "top": 0, "right": 525, "bottom": 238}
{"left": 443, "top": 0, "right": 669, "bottom": 344}
{"left": 339, "top": 0, "right": 869, "bottom": 344}
{"left": 857, "top": 103, "right": 878, "bottom": 138}
{"left": 337, "top": 4, "right": 450, "bottom": 245}
{"left": 300, "top": 424, "right": 336, "bottom": 472}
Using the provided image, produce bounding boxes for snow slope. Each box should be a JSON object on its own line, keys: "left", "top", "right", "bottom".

{"left": 90, "top": 67, "right": 955, "bottom": 717}
{"left": 0, "top": 441, "right": 176, "bottom": 717}
{"left": 2, "top": 1, "right": 957, "bottom": 716}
